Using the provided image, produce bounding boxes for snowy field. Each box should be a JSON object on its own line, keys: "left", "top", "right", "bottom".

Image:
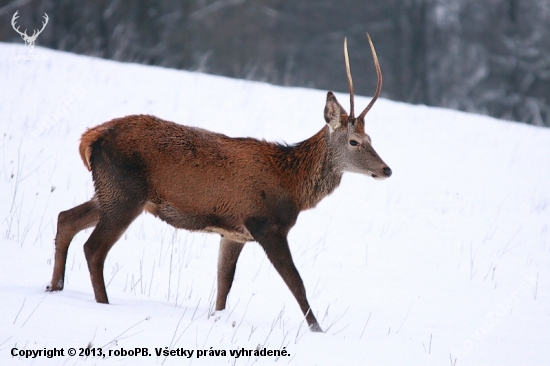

{"left": 1, "top": 43, "right": 549, "bottom": 365}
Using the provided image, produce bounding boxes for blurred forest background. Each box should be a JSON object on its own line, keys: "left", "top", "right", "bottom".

{"left": 1, "top": 0, "right": 549, "bottom": 127}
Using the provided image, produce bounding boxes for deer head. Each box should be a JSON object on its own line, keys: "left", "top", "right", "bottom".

{"left": 11, "top": 11, "right": 49, "bottom": 53}
{"left": 324, "top": 34, "right": 391, "bottom": 180}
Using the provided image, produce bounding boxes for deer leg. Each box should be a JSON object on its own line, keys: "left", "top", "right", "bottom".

{"left": 259, "top": 234, "right": 323, "bottom": 332}
{"left": 83, "top": 202, "right": 143, "bottom": 304}
{"left": 215, "top": 237, "right": 245, "bottom": 311}
{"left": 47, "top": 198, "right": 100, "bottom": 292}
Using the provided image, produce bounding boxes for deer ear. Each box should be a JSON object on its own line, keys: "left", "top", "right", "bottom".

{"left": 324, "top": 92, "right": 346, "bottom": 132}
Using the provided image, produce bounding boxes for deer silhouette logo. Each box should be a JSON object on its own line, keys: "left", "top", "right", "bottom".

{"left": 11, "top": 11, "right": 48, "bottom": 53}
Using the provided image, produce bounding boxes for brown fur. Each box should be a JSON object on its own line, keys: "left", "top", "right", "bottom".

{"left": 47, "top": 39, "right": 391, "bottom": 333}
{"left": 79, "top": 124, "right": 112, "bottom": 171}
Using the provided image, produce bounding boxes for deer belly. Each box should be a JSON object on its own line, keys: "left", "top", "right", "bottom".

{"left": 144, "top": 201, "right": 253, "bottom": 243}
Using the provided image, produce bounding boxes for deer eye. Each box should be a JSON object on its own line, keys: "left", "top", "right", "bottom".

{"left": 349, "top": 140, "right": 359, "bottom": 146}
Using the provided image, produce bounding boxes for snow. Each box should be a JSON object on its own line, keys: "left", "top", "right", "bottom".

{"left": 1, "top": 43, "right": 549, "bottom": 365}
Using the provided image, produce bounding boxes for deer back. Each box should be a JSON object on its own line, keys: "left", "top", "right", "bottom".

{"left": 79, "top": 115, "right": 343, "bottom": 242}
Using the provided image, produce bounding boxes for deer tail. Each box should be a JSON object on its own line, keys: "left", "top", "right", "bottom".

{"left": 79, "top": 124, "right": 110, "bottom": 171}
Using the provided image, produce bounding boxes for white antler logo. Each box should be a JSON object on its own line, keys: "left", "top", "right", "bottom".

{"left": 11, "top": 11, "right": 49, "bottom": 53}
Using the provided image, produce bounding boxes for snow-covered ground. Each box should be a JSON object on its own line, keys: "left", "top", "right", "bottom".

{"left": 1, "top": 43, "right": 549, "bottom": 366}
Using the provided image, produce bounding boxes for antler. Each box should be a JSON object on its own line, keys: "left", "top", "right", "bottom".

{"left": 32, "top": 13, "right": 49, "bottom": 39}
{"left": 11, "top": 12, "right": 48, "bottom": 40}
{"left": 358, "top": 33, "right": 382, "bottom": 120}
{"left": 344, "top": 37, "right": 355, "bottom": 119}
{"left": 344, "top": 33, "right": 383, "bottom": 121}
{"left": 11, "top": 11, "right": 27, "bottom": 37}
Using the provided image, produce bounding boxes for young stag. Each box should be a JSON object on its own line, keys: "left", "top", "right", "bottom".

{"left": 47, "top": 34, "right": 391, "bottom": 332}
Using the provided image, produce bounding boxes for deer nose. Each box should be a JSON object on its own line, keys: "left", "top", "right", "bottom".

{"left": 383, "top": 167, "right": 392, "bottom": 177}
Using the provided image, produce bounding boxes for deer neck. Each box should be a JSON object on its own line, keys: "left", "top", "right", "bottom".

{"left": 277, "top": 126, "right": 343, "bottom": 210}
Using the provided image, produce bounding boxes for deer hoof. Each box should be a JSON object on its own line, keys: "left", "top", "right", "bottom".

{"left": 309, "top": 323, "right": 324, "bottom": 333}
{"left": 46, "top": 280, "right": 64, "bottom": 292}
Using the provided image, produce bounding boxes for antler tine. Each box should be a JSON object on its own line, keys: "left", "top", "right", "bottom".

{"left": 344, "top": 37, "right": 355, "bottom": 119}
{"left": 11, "top": 10, "right": 19, "bottom": 25}
{"left": 34, "top": 13, "right": 49, "bottom": 37}
{"left": 11, "top": 11, "right": 27, "bottom": 36}
{"left": 358, "top": 33, "right": 383, "bottom": 120}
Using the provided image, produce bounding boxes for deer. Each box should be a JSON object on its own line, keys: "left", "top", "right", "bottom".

{"left": 11, "top": 11, "right": 49, "bottom": 53}
{"left": 46, "top": 34, "right": 391, "bottom": 333}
